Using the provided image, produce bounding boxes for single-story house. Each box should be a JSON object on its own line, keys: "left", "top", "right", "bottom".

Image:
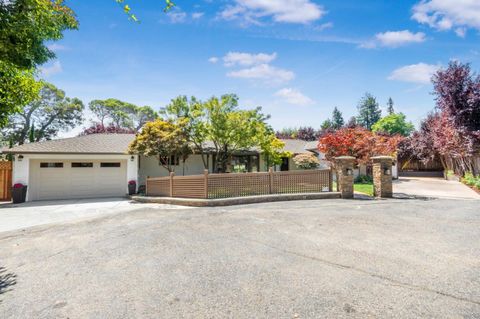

{"left": 4, "top": 134, "right": 328, "bottom": 202}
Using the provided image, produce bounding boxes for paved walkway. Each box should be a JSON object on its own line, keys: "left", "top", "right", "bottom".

{"left": 0, "top": 198, "right": 188, "bottom": 234}
{"left": 394, "top": 177, "right": 480, "bottom": 199}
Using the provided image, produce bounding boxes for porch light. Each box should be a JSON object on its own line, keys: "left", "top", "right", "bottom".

{"left": 346, "top": 168, "right": 353, "bottom": 176}
{"left": 18, "top": 155, "right": 24, "bottom": 162}
{"left": 384, "top": 168, "right": 391, "bottom": 176}
{"left": 130, "top": 155, "right": 135, "bottom": 162}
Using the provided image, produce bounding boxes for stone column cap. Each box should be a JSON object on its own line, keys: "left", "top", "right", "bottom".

{"left": 371, "top": 156, "right": 394, "bottom": 162}
{"left": 334, "top": 156, "right": 356, "bottom": 160}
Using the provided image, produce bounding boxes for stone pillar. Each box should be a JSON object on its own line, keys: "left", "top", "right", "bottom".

{"left": 372, "top": 156, "right": 393, "bottom": 198}
{"left": 334, "top": 156, "right": 355, "bottom": 199}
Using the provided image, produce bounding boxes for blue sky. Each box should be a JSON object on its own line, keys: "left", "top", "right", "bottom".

{"left": 41, "top": 0, "right": 480, "bottom": 134}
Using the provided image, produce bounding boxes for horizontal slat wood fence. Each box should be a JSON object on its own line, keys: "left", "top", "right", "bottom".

{"left": 0, "top": 161, "right": 12, "bottom": 201}
{"left": 146, "top": 169, "right": 332, "bottom": 199}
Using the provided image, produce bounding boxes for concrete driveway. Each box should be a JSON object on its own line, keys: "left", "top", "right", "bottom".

{"left": 394, "top": 176, "right": 480, "bottom": 199}
{"left": 1, "top": 198, "right": 479, "bottom": 318}
{"left": 0, "top": 198, "right": 188, "bottom": 234}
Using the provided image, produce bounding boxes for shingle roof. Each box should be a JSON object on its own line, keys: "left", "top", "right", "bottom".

{"left": 4, "top": 135, "right": 315, "bottom": 155}
{"left": 304, "top": 141, "right": 319, "bottom": 151}
{"left": 4, "top": 134, "right": 136, "bottom": 154}
{"left": 280, "top": 139, "right": 309, "bottom": 154}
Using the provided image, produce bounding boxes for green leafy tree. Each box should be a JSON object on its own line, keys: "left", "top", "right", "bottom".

{"left": 372, "top": 113, "right": 415, "bottom": 137}
{"left": 387, "top": 97, "right": 395, "bottom": 115}
{"left": 0, "top": 62, "right": 40, "bottom": 127}
{"left": 321, "top": 119, "right": 333, "bottom": 130}
{"left": 3, "top": 82, "right": 84, "bottom": 145}
{"left": 0, "top": 0, "right": 78, "bottom": 127}
{"left": 162, "top": 94, "right": 285, "bottom": 173}
{"left": 256, "top": 126, "right": 290, "bottom": 168}
{"left": 115, "top": 0, "right": 175, "bottom": 21}
{"left": 204, "top": 95, "right": 272, "bottom": 173}
{"left": 88, "top": 99, "right": 158, "bottom": 131}
{"left": 128, "top": 119, "right": 190, "bottom": 173}
{"left": 357, "top": 93, "right": 382, "bottom": 130}
{"left": 275, "top": 127, "right": 298, "bottom": 139}
{"left": 331, "top": 107, "right": 344, "bottom": 129}
{"left": 162, "top": 96, "right": 209, "bottom": 168}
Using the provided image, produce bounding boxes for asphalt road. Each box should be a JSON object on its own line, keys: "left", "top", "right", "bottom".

{"left": 1, "top": 198, "right": 479, "bottom": 318}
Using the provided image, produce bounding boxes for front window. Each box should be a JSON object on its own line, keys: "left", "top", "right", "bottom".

{"left": 159, "top": 155, "right": 179, "bottom": 166}
{"left": 231, "top": 155, "right": 259, "bottom": 173}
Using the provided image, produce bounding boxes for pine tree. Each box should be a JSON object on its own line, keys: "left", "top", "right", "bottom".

{"left": 331, "top": 107, "right": 344, "bottom": 129}
{"left": 357, "top": 93, "right": 382, "bottom": 130}
{"left": 387, "top": 97, "right": 395, "bottom": 114}
{"left": 29, "top": 124, "right": 35, "bottom": 143}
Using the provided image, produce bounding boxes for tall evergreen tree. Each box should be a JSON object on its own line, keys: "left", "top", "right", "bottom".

{"left": 387, "top": 97, "right": 395, "bottom": 114}
{"left": 28, "top": 123, "right": 35, "bottom": 143}
{"left": 357, "top": 93, "right": 382, "bottom": 130}
{"left": 331, "top": 107, "right": 344, "bottom": 129}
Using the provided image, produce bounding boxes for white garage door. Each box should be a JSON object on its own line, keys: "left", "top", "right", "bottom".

{"left": 29, "top": 160, "right": 127, "bottom": 201}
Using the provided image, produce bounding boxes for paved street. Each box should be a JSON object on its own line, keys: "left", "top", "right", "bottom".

{"left": 1, "top": 198, "right": 479, "bottom": 318}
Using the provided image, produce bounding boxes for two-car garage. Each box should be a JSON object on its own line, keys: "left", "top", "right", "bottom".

{"left": 28, "top": 160, "right": 127, "bottom": 201}
{"left": 6, "top": 134, "right": 138, "bottom": 202}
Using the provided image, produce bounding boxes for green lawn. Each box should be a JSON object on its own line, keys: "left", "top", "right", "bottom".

{"left": 332, "top": 181, "right": 374, "bottom": 196}
{"left": 354, "top": 183, "right": 374, "bottom": 196}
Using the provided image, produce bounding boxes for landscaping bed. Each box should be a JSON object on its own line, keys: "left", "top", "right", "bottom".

{"left": 461, "top": 172, "right": 480, "bottom": 194}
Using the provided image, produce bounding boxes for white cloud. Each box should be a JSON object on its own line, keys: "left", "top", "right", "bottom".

{"left": 412, "top": 0, "right": 480, "bottom": 36}
{"left": 223, "top": 52, "right": 277, "bottom": 67}
{"left": 455, "top": 27, "right": 467, "bottom": 38}
{"left": 168, "top": 9, "right": 187, "bottom": 23}
{"left": 375, "top": 30, "right": 426, "bottom": 47}
{"left": 388, "top": 63, "right": 441, "bottom": 84}
{"left": 208, "top": 57, "right": 219, "bottom": 63}
{"left": 47, "top": 43, "right": 68, "bottom": 52}
{"left": 315, "top": 22, "right": 333, "bottom": 31}
{"left": 361, "top": 30, "right": 426, "bottom": 48}
{"left": 227, "top": 64, "right": 295, "bottom": 84}
{"left": 216, "top": 51, "right": 293, "bottom": 85}
{"left": 275, "top": 88, "right": 313, "bottom": 105}
{"left": 192, "top": 12, "right": 204, "bottom": 19}
{"left": 220, "top": 0, "right": 325, "bottom": 25}
{"left": 39, "top": 61, "right": 62, "bottom": 77}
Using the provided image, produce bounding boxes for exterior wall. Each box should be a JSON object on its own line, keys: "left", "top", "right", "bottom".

{"left": 139, "top": 151, "right": 327, "bottom": 185}
{"left": 12, "top": 153, "right": 136, "bottom": 201}
{"left": 392, "top": 161, "right": 398, "bottom": 179}
{"left": 138, "top": 154, "right": 211, "bottom": 185}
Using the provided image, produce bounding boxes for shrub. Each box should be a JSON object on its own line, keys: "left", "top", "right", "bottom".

{"left": 13, "top": 183, "right": 24, "bottom": 188}
{"left": 462, "top": 172, "right": 480, "bottom": 190}
{"left": 354, "top": 174, "right": 373, "bottom": 184}
{"left": 293, "top": 153, "right": 320, "bottom": 170}
{"left": 462, "top": 172, "right": 476, "bottom": 186}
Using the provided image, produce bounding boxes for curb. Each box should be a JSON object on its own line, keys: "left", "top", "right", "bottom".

{"left": 130, "top": 192, "right": 342, "bottom": 207}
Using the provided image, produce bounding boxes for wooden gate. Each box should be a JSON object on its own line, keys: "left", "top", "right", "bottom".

{"left": 0, "top": 161, "right": 12, "bottom": 201}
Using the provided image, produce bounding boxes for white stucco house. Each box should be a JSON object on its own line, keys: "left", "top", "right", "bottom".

{"left": 4, "top": 134, "right": 328, "bottom": 202}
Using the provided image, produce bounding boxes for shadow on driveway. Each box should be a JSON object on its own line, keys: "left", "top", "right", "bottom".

{"left": 0, "top": 267, "right": 16, "bottom": 303}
